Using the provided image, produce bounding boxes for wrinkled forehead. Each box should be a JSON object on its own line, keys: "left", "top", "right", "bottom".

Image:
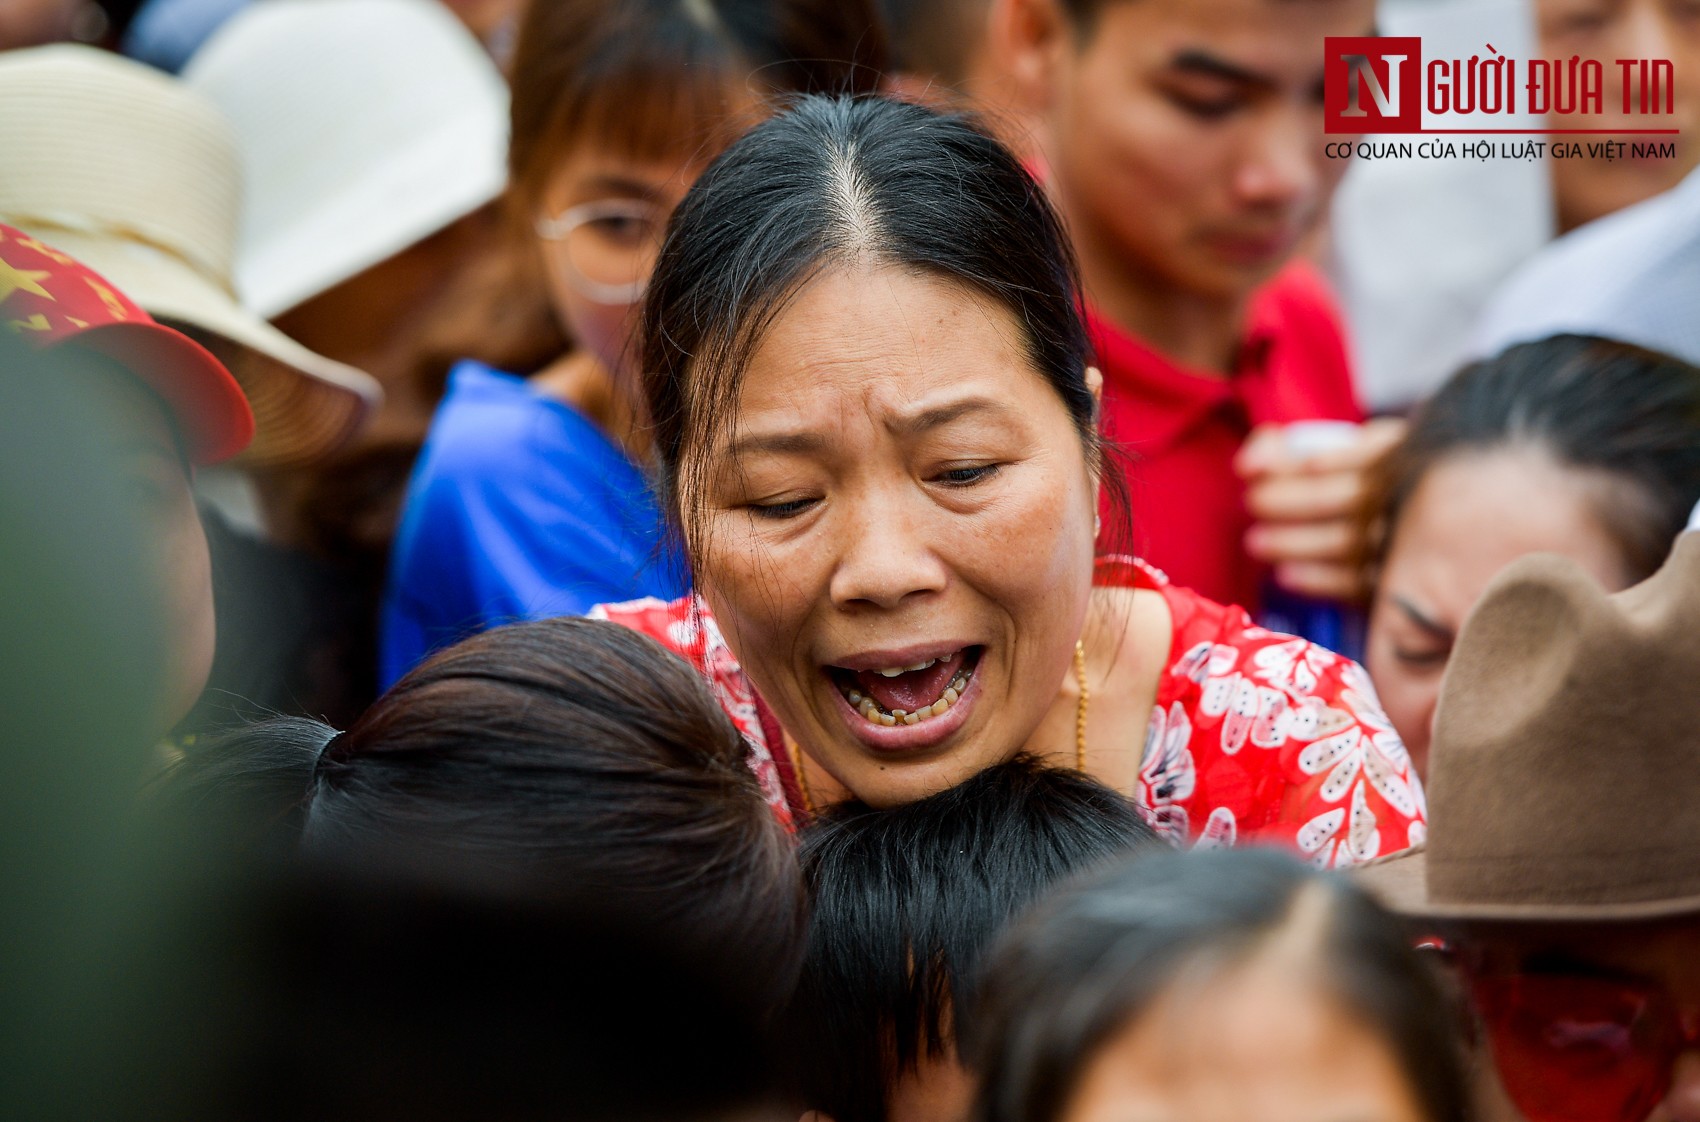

{"left": 701, "top": 264, "right": 1046, "bottom": 449}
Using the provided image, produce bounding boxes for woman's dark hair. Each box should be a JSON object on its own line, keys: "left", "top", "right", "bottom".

{"left": 640, "top": 94, "right": 1127, "bottom": 558}
{"left": 789, "top": 756, "right": 1159, "bottom": 1122}
{"left": 968, "top": 848, "right": 1470, "bottom": 1122}
{"left": 158, "top": 615, "right": 805, "bottom": 1013}
{"left": 506, "top": 0, "right": 887, "bottom": 223}
{"left": 1367, "top": 334, "right": 1700, "bottom": 584}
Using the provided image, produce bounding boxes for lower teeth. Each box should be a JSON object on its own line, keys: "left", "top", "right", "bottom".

{"left": 851, "top": 669, "right": 970, "bottom": 726}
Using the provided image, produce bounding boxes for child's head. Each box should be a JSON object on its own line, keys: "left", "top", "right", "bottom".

{"left": 0, "top": 224, "right": 253, "bottom": 737}
{"left": 971, "top": 848, "right": 1468, "bottom": 1122}
{"left": 161, "top": 615, "right": 805, "bottom": 1013}
{"left": 507, "top": 0, "right": 886, "bottom": 382}
{"left": 789, "top": 756, "right": 1158, "bottom": 1122}
{"left": 1001, "top": 0, "right": 1372, "bottom": 306}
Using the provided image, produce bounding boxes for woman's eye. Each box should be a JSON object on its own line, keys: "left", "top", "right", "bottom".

{"left": 588, "top": 215, "right": 655, "bottom": 245}
{"left": 1392, "top": 646, "right": 1450, "bottom": 670}
{"left": 934, "top": 464, "right": 1000, "bottom": 486}
{"left": 748, "top": 496, "right": 818, "bottom": 520}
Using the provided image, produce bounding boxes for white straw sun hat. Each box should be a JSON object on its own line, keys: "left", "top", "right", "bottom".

{"left": 183, "top": 0, "right": 510, "bottom": 320}
{"left": 0, "top": 44, "right": 380, "bottom": 468}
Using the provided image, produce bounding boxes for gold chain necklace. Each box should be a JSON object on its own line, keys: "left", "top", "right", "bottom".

{"left": 785, "top": 638, "right": 1092, "bottom": 814}
{"left": 1073, "top": 637, "right": 1090, "bottom": 771}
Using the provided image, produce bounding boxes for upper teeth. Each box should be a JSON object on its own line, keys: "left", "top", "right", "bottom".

{"left": 873, "top": 653, "right": 950, "bottom": 677}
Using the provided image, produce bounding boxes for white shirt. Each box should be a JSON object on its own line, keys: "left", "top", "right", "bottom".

{"left": 1471, "top": 168, "right": 1700, "bottom": 367}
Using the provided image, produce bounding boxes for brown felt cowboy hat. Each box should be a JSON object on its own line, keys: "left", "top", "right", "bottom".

{"left": 1357, "top": 531, "right": 1700, "bottom": 921}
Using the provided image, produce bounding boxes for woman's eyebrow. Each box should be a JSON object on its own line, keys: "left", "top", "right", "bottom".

{"left": 726, "top": 397, "right": 1015, "bottom": 457}
{"left": 726, "top": 430, "right": 827, "bottom": 459}
{"left": 889, "top": 396, "right": 1011, "bottom": 437}
{"left": 1392, "top": 595, "right": 1452, "bottom": 641}
{"left": 577, "top": 174, "right": 662, "bottom": 199}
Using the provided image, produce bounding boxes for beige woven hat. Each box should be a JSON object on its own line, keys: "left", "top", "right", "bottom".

{"left": 1357, "top": 532, "right": 1700, "bottom": 921}
{"left": 183, "top": 0, "right": 509, "bottom": 320}
{"left": 0, "top": 45, "right": 380, "bottom": 468}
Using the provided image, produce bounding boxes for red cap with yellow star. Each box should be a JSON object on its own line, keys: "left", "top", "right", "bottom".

{"left": 1, "top": 222, "right": 254, "bottom": 464}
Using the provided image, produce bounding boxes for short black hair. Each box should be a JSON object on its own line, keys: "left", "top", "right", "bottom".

{"left": 969, "top": 848, "right": 1470, "bottom": 1122}
{"left": 788, "top": 756, "right": 1159, "bottom": 1122}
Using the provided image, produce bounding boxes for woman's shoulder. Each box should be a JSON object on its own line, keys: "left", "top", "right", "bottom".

{"left": 589, "top": 594, "right": 700, "bottom": 656}
{"left": 418, "top": 360, "right": 620, "bottom": 480}
{"left": 589, "top": 595, "right": 764, "bottom": 732}
{"left": 591, "top": 593, "right": 796, "bottom": 827}
{"left": 1103, "top": 560, "right": 1425, "bottom": 867}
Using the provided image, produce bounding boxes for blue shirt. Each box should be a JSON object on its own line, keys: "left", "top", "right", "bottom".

{"left": 380, "top": 362, "right": 687, "bottom": 687}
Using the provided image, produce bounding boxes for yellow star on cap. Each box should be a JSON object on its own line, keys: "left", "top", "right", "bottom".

{"left": 0, "top": 252, "right": 55, "bottom": 306}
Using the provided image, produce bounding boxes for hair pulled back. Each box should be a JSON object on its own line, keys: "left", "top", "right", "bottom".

{"left": 507, "top": 0, "right": 887, "bottom": 223}
{"left": 1369, "top": 334, "right": 1700, "bottom": 581}
{"left": 159, "top": 616, "right": 804, "bottom": 1012}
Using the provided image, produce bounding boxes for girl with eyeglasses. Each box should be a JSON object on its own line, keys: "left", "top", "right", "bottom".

{"left": 379, "top": 0, "right": 884, "bottom": 687}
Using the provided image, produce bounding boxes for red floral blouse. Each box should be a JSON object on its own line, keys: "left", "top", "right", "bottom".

{"left": 591, "top": 558, "right": 1426, "bottom": 867}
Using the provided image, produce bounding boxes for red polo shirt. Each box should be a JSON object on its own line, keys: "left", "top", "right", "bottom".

{"left": 1091, "top": 260, "right": 1362, "bottom": 612}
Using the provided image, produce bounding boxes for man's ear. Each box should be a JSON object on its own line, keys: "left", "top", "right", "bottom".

{"left": 986, "top": 0, "right": 1073, "bottom": 113}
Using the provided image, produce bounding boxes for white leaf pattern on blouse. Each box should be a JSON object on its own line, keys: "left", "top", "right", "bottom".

{"left": 1299, "top": 727, "right": 1360, "bottom": 775}
{"left": 1297, "top": 808, "right": 1346, "bottom": 853}
{"left": 1320, "top": 751, "right": 1362, "bottom": 803}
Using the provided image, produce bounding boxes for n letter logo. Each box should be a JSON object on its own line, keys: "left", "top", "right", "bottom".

{"left": 1325, "top": 37, "right": 1422, "bottom": 133}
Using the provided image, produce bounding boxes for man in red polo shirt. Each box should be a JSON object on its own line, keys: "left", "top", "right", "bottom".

{"left": 995, "top": 0, "right": 1398, "bottom": 614}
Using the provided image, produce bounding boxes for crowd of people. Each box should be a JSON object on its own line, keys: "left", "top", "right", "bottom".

{"left": 3, "top": 0, "right": 1699, "bottom": 1120}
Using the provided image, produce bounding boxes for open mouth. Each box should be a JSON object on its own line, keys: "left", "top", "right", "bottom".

{"left": 827, "top": 647, "right": 983, "bottom": 727}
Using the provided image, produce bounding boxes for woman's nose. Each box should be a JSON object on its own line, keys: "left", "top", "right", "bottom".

{"left": 827, "top": 496, "right": 949, "bottom": 611}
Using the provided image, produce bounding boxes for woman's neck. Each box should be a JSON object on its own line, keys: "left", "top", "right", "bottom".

{"left": 529, "top": 350, "right": 652, "bottom": 462}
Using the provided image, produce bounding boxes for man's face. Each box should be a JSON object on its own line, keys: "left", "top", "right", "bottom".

{"left": 1461, "top": 918, "right": 1700, "bottom": 1122}
{"left": 1038, "top": 0, "right": 1373, "bottom": 304}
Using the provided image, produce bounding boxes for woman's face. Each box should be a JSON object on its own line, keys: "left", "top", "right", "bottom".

{"left": 535, "top": 145, "right": 706, "bottom": 382}
{"left": 1366, "top": 446, "right": 1636, "bottom": 778}
{"left": 688, "top": 264, "right": 1098, "bottom": 808}
{"left": 1059, "top": 955, "right": 1430, "bottom": 1122}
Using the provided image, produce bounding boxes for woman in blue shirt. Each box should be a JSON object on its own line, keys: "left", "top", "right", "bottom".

{"left": 380, "top": 0, "right": 883, "bottom": 686}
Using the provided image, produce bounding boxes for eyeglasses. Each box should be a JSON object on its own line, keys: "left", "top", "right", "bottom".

{"left": 1470, "top": 971, "right": 1700, "bottom": 1122}
{"left": 534, "top": 198, "right": 668, "bottom": 306}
